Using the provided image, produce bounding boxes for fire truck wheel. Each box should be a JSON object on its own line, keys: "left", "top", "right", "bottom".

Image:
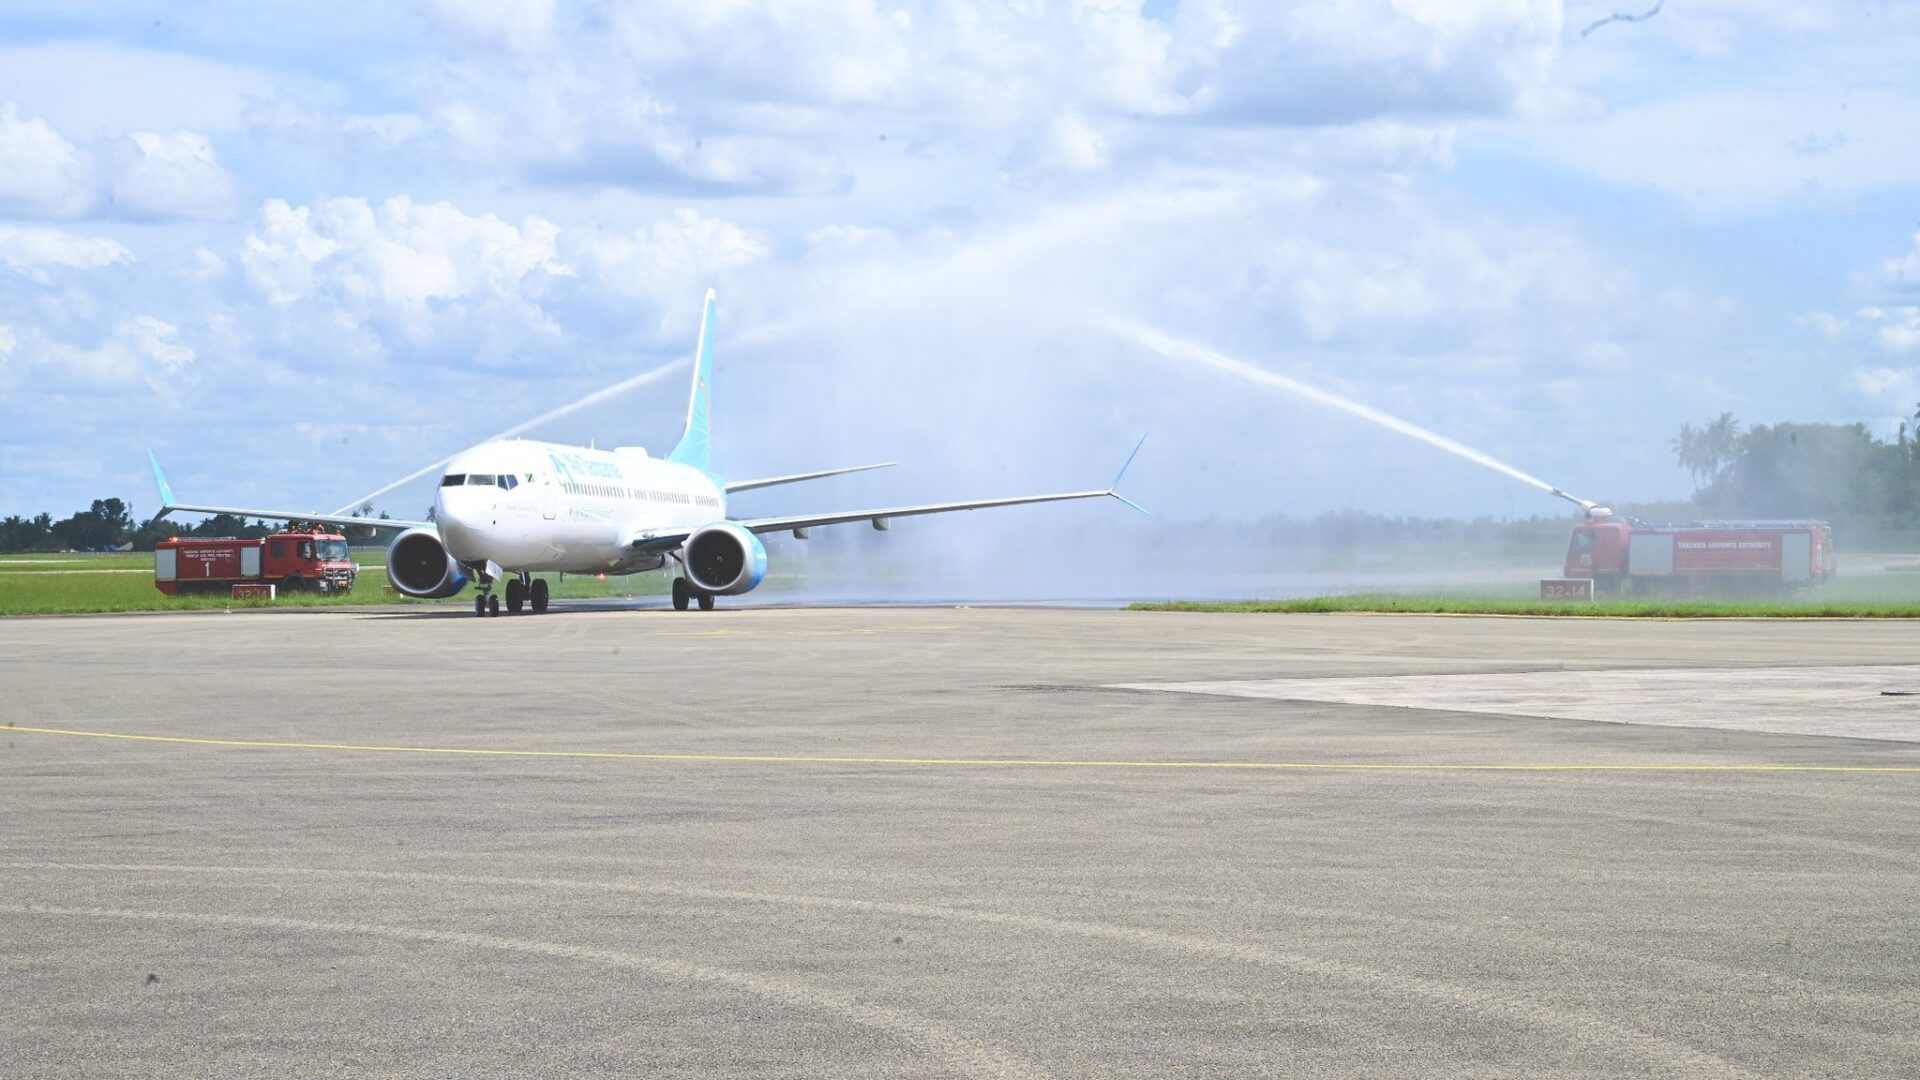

{"left": 530, "top": 579, "right": 549, "bottom": 613}
{"left": 697, "top": 592, "right": 716, "bottom": 612}
{"left": 505, "top": 579, "right": 524, "bottom": 614}
{"left": 488, "top": 594, "right": 500, "bottom": 617}
{"left": 671, "top": 577, "right": 691, "bottom": 611}
{"left": 281, "top": 574, "right": 303, "bottom": 594}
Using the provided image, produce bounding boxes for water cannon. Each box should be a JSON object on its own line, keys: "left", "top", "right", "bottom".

{"left": 1549, "top": 487, "right": 1611, "bottom": 519}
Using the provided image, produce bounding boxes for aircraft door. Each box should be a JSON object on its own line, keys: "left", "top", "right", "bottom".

{"left": 541, "top": 475, "right": 558, "bottom": 520}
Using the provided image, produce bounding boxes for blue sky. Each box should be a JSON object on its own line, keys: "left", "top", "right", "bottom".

{"left": 4, "top": 0, "right": 1920, "bottom": 525}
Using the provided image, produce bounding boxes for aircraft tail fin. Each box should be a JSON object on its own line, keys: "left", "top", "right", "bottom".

{"left": 148, "top": 449, "right": 177, "bottom": 520}
{"left": 666, "top": 289, "right": 717, "bottom": 472}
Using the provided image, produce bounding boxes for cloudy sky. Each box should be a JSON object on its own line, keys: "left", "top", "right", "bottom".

{"left": 4, "top": 0, "right": 1920, "bottom": 526}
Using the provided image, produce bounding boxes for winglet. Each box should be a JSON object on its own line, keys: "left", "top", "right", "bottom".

{"left": 147, "top": 449, "right": 177, "bottom": 518}
{"left": 1107, "top": 433, "right": 1149, "bottom": 516}
{"left": 666, "top": 288, "right": 718, "bottom": 472}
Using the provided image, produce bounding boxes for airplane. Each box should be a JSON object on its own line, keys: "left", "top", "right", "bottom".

{"left": 148, "top": 289, "right": 1147, "bottom": 615}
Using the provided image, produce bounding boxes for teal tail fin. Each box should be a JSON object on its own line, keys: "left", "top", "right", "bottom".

{"left": 667, "top": 289, "right": 717, "bottom": 471}
{"left": 147, "top": 449, "right": 178, "bottom": 519}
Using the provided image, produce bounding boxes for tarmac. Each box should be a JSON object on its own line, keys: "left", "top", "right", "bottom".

{"left": 4, "top": 605, "right": 1920, "bottom": 1078}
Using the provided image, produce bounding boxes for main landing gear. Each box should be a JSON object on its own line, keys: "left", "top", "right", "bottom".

{"left": 477, "top": 573, "right": 551, "bottom": 617}
{"left": 504, "top": 575, "right": 548, "bottom": 614}
{"left": 671, "top": 577, "right": 716, "bottom": 612}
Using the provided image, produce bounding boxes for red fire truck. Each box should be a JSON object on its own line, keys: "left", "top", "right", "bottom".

{"left": 154, "top": 530, "right": 358, "bottom": 596}
{"left": 1564, "top": 511, "right": 1835, "bottom": 596}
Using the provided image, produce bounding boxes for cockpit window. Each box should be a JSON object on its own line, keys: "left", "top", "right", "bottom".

{"left": 466, "top": 474, "right": 496, "bottom": 486}
{"left": 440, "top": 474, "right": 466, "bottom": 487}
{"left": 500, "top": 475, "right": 518, "bottom": 490}
{"left": 1572, "top": 531, "right": 1594, "bottom": 553}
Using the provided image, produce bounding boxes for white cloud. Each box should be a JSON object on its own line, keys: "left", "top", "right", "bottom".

{"left": 564, "top": 209, "right": 769, "bottom": 303}
{"left": 1846, "top": 305, "right": 1920, "bottom": 356}
{"left": 1879, "top": 230, "right": 1920, "bottom": 296}
{"left": 0, "top": 224, "right": 132, "bottom": 273}
{"left": 3, "top": 316, "right": 194, "bottom": 395}
{"left": 188, "top": 247, "right": 229, "bottom": 282}
{"left": 0, "top": 43, "right": 282, "bottom": 134}
{"left": 1037, "top": 109, "right": 1108, "bottom": 172}
{"left": 1846, "top": 367, "right": 1915, "bottom": 404}
{"left": 409, "top": 0, "right": 1562, "bottom": 195}
{"left": 1796, "top": 311, "right": 1850, "bottom": 341}
{"left": 1488, "top": 85, "right": 1920, "bottom": 213}
{"left": 414, "top": 0, "right": 557, "bottom": 51}
{"left": 241, "top": 196, "right": 566, "bottom": 327}
{"left": 109, "top": 131, "right": 240, "bottom": 220}
{"left": 0, "top": 323, "right": 14, "bottom": 358}
{"left": 1254, "top": 201, "right": 1632, "bottom": 346}
{"left": 1177, "top": 0, "right": 1565, "bottom": 123}
{"left": 0, "top": 103, "right": 92, "bottom": 217}
{"left": 1880, "top": 308, "right": 1920, "bottom": 355}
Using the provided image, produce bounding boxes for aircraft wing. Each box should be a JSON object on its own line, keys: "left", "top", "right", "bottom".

{"left": 148, "top": 451, "right": 434, "bottom": 532}
{"left": 627, "top": 437, "right": 1148, "bottom": 553}
{"left": 723, "top": 462, "right": 897, "bottom": 494}
{"left": 625, "top": 486, "right": 1135, "bottom": 554}
{"left": 739, "top": 488, "right": 1136, "bottom": 537}
{"left": 155, "top": 501, "right": 434, "bottom": 532}
{"left": 737, "top": 435, "right": 1150, "bottom": 537}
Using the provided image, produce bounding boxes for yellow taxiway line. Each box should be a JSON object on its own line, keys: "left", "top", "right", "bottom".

{"left": 7, "top": 724, "right": 1920, "bottom": 773}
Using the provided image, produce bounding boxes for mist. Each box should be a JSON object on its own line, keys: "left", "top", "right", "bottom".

{"left": 330, "top": 206, "right": 1630, "bottom": 604}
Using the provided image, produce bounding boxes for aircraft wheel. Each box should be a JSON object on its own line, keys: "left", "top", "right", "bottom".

{"left": 697, "top": 592, "right": 716, "bottom": 612}
{"left": 505, "top": 579, "right": 524, "bottom": 614}
{"left": 475, "top": 594, "right": 487, "bottom": 617}
{"left": 671, "top": 577, "right": 691, "bottom": 611}
{"left": 488, "top": 594, "right": 501, "bottom": 617}
{"left": 531, "top": 579, "right": 549, "bottom": 613}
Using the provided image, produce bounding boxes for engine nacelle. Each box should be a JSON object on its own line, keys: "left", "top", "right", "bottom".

{"left": 683, "top": 522, "right": 767, "bottom": 595}
{"left": 386, "top": 527, "right": 469, "bottom": 598}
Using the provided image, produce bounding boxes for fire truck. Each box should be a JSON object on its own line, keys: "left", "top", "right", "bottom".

{"left": 154, "top": 529, "right": 358, "bottom": 596}
{"left": 1563, "top": 510, "right": 1835, "bottom": 596}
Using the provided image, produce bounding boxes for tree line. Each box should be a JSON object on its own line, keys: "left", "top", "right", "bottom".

{"left": 1673, "top": 409, "right": 1920, "bottom": 545}
{"left": 0, "top": 501, "right": 394, "bottom": 554}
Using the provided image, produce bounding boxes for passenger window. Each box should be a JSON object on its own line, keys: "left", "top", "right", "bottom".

{"left": 270, "top": 541, "right": 284, "bottom": 558}
{"left": 298, "top": 541, "right": 313, "bottom": 559}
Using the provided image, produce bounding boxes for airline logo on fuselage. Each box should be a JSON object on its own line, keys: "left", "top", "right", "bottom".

{"left": 546, "top": 450, "right": 624, "bottom": 486}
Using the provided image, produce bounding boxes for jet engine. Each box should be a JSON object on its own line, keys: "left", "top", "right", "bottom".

{"left": 386, "top": 527, "right": 469, "bottom": 598}
{"left": 682, "top": 522, "right": 767, "bottom": 595}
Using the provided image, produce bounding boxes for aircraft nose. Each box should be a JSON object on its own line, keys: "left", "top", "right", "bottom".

{"left": 434, "top": 487, "right": 486, "bottom": 558}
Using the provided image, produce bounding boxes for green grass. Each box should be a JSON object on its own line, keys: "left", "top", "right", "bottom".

{"left": 0, "top": 552, "right": 416, "bottom": 615}
{"left": 0, "top": 549, "right": 797, "bottom": 615}
{"left": 1131, "top": 593, "right": 1920, "bottom": 618}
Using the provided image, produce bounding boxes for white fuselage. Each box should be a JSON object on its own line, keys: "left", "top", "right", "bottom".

{"left": 434, "top": 440, "right": 726, "bottom": 574}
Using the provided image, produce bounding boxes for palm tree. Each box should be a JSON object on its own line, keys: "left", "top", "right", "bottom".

{"left": 1671, "top": 422, "right": 1707, "bottom": 490}
{"left": 1702, "top": 412, "right": 1743, "bottom": 479}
